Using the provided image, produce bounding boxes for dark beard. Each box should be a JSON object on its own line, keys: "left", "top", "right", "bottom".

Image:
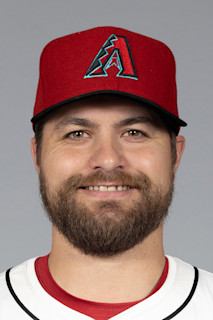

{"left": 40, "top": 170, "right": 174, "bottom": 257}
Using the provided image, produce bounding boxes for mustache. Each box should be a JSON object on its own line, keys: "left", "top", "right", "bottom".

{"left": 61, "top": 170, "right": 151, "bottom": 192}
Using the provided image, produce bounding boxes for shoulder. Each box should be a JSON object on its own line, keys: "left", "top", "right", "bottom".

{"left": 0, "top": 257, "right": 90, "bottom": 319}
{"left": 171, "top": 256, "right": 213, "bottom": 284}
{"left": 0, "top": 258, "right": 37, "bottom": 304}
{"left": 196, "top": 264, "right": 213, "bottom": 302}
{"left": 168, "top": 256, "right": 213, "bottom": 305}
{"left": 0, "top": 258, "right": 39, "bottom": 319}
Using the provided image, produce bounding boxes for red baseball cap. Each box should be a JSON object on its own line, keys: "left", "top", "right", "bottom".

{"left": 32, "top": 26, "right": 187, "bottom": 133}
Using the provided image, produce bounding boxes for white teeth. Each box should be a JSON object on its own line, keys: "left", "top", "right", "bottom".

{"left": 99, "top": 186, "right": 108, "bottom": 191}
{"left": 84, "top": 186, "right": 130, "bottom": 191}
{"left": 107, "top": 186, "right": 117, "bottom": 191}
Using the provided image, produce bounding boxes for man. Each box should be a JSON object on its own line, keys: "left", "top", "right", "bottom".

{"left": 0, "top": 26, "right": 212, "bottom": 319}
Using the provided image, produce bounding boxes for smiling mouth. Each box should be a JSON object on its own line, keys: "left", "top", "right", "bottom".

{"left": 79, "top": 186, "right": 132, "bottom": 191}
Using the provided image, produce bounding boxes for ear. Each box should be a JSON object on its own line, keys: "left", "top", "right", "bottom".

{"left": 173, "top": 135, "right": 185, "bottom": 174}
{"left": 31, "top": 137, "right": 40, "bottom": 173}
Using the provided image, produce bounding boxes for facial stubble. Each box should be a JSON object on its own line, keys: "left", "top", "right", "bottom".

{"left": 40, "top": 170, "right": 174, "bottom": 257}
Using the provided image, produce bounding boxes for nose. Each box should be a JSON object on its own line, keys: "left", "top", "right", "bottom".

{"left": 88, "top": 137, "right": 126, "bottom": 172}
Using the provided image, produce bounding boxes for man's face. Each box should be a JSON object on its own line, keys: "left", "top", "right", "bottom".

{"left": 32, "top": 96, "right": 184, "bottom": 256}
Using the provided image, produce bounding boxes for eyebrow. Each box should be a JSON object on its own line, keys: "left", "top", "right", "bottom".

{"left": 55, "top": 117, "right": 98, "bottom": 131}
{"left": 114, "top": 116, "right": 154, "bottom": 128}
{"left": 55, "top": 115, "right": 154, "bottom": 131}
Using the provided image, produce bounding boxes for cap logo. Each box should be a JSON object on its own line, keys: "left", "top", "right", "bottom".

{"left": 84, "top": 34, "right": 138, "bottom": 80}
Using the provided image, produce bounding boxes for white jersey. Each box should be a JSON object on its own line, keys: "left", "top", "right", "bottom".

{"left": 0, "top": 256, "right": 213, "bottom": 319}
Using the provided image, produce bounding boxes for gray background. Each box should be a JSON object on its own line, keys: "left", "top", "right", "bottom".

{"left": 0, "top": 0, "right": 213, "bottom": 272}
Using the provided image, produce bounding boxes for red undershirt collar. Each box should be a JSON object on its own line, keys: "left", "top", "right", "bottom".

{"left": 35, "top": 255, "right": 168, "bottom": 320}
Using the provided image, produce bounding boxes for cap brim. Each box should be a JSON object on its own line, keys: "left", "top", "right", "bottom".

{"left": 31, "top": 90, "right": 187, "bottom": 134}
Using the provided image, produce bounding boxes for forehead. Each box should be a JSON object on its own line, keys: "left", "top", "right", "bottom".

{"left": 42, "top": 95, "right": 167, "bottom": 129}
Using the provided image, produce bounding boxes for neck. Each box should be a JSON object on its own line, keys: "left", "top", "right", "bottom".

{"left": 48, "top": 225, "right": 165, "bottom": 303}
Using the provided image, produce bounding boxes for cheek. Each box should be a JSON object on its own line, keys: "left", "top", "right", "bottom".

{"left": 127, "top": 147, "right": 173, "bottom": 186}
{"left": 41, "top": 149, "right": 87, "bottom": 189}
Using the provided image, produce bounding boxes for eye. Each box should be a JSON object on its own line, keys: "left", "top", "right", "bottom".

{"left": 123, "top": 129, "right": 147, "bottom": 138}
{"left": 127, "top": 130, "right": 140, "bottom": 137}
{"left": 67, "top": 130, "right": 89, "bottom": 139}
